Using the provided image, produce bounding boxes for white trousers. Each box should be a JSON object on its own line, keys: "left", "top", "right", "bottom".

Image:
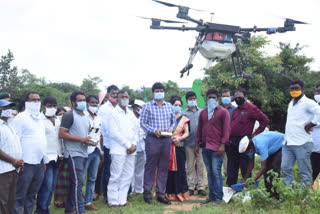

{"left": 108, "top": 154, "right": 135, "bottom": 205}
{"left": 132, "top": 151, "right": 146, "bottom": 194}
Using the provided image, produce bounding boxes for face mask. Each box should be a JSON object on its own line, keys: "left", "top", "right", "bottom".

{"left": 290, "top": 90, "right": 302, "bottom": 98}
{"left": 187, "top": 100, "right": 197, "bottom": 107}
{"left": 109, "top": 96, "right": 117, "bottom": 104}
{"left": 173, "top": 106, "right": 182, "bottom": 113}
{"left": 208, "top": 98, "right": 218, "bottom": 110}
{"left": 154, "top": 92, "right": 165, "bottom": 100}
{"left": 235, "top": 97, "right": 246, "bottom": 106}
{"left": 247, "top": 152, "right": 254, "bottom": 159}
{"left": 45, "top": 107, "right": 57, "bottom": 117}
{"left": 88, "top": 106, "right": 98, "bottom": 114}
{"left": 120, "top": 99, "right": 129, "bottom": 107}
{"left": 0, "top": 109, "right": 12, "bottom": 118}
{"left": 221, "top": 97, "right": 231, "bottom": 105}
{"left": 315, "top": 95, "right": 320, "bottom": 103}
{"left": 76, "top": 101, "right": 86, "bottom": 111}
{"left": 25, "top": 102, "right": 41, "bottom": 116}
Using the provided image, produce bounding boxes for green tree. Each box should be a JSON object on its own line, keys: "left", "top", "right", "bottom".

{"left": 80, "top": 75, "right": 102, "bottom": 95}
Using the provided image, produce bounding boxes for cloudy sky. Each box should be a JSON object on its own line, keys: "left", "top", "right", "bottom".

{"left": 0, "top": 0, "right": 319, "bottom": 90}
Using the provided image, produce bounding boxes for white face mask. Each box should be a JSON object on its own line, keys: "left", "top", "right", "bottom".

{"left": 154, "top": 92, "right": 165, "bottom": 100}
{"left": 1, "top": 109, "right": 12, "bottom": 118}
{"left": 314, "top": 95, "right": 320, "bottom": 103}
{"left": 120, "top": 99, "right": 129, "bottom": 107}
{"left": 88, "top": 106, "right": 98, "bottom": 114}
{"left": 25, "top": 102, "right": 41, "bottom": 117}
{"left": 45, "top": 107, "right": 57, "bottom": 117}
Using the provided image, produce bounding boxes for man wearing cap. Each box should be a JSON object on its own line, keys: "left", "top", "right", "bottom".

{"left": 131, "top": 99, "right": 146, "bottom": 195}
{"left": 0, "top": 92, "right": 11, "bottom": 101}
{"left": 239, "top": 131, "right": 284, "bottom": 199}
{"left": 0, "top": 99, "right": 23, "bottom": 214}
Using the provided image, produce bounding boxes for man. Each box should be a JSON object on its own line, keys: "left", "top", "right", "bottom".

{"left": 196, "top": 88, "right": 230, "bottom": 206}
{"left": 131, "top": 99, "right": 146, "bottom": 195}
{"left": 12, "top": 92, "right": 47, "bottom": 214}
{"left": 240, "top": 131, "right": 284, "bottom": 199}
{"left": 140, "top": 82, "right": 175, "bottom": 205}
{"left": 0, "top": 92, "right": 11, "bottom": 101}
{"left": 311, "top": 84, "right": 320, "bottom": 187}
{"left": 282, "top": 80, "right": 320, "bottom": 188}
{"left": 108, "top": 91, "right": 137, "bottom": 208}
{"left": 0, "top": 99, "right": 23, "bottom": 214}
{"left": 98, "top": 85, "right": 119, "bottom": 203}
{"left": 84, "top": 95, "right": 102, "bottom": 210}
{"left": 181, "top": 91, "right": 206, "bottom": 196}
{"left": 227, "top": 88, "right": 269, "bottom": 187}
{"left": 36, "top": 96, "right": 63, "bottom": 214}
{"left": 221, "top": 89, "right": 236, "bottom": 177}
{"left": 59, "top": 91, "right": 91, "bottom": 214}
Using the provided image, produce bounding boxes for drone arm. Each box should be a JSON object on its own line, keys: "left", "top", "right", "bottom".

{"left": 150, "top": 25, "right": 204, "bottom": 32}
{"left": 240, "top": 26, "right": 296, "bottom": 34}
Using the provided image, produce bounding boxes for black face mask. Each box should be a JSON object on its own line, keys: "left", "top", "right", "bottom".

{"left": 235, "top": 97, "right": 246, "bottom": 106}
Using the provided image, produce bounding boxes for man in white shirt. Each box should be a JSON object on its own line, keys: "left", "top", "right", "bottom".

{"left": 84, "top": 95, "right": 102, "bottom": 211}
{"left": 98, "top": 85, "right": 119, "bottom": 203}
{"left": 35, "top": 96, "right": 62, "bottom": 214}
{"left": 0, "top": 99, "right": 23, "bottom": 214}
{"left": 311, "top": 84, "right": 320, "bottom": 187}
{"left": 107, "top": 91, "right": 138, "bottom": 208}
{"left": 12, "top": 92, "right": 47, "bottom": 214}
{"left": 282, "top": 80, "right": 320, "bottom": 188}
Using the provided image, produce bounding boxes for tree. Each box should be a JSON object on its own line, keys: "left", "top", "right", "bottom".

{"left": 80, "top": 75, "right": 102, "bottom": 95}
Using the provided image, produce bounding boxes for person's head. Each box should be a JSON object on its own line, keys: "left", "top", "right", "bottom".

{"left": 221, "top": 89, "right": 232, "bottom": 106}
{"left": 25, "top": 92, "right": 40, "bottom": 103}
{"left": 152, "top": 82, "right": 165, "bottom": 100}
{"left": 107, "top": 85, "right": 119, "bottom": 104}
{"left": 290, "top": 79, "right": 304, "bottom": 98}
{"left": 239, "top": 136, "right": 254, "bottom": 158}
{"left": 42, "top": 96, "right": 57, "bottom": 117}
{"left": 18, "top": 99, "right": 26, "bottom": 113}
{"left": 234, "top": 88, "right": 247, "bottom": 106}
{"left": 25, "top": 92, "right": 41, "bottom": 115}
{"left": 0, "top": 92, "right": 10, "bottom": 101}
{"left": 117, "top": 90, "right": 129, "bottom": 108}
{"left": 70, "top": 90, "right": 86, "bottom": 111}
{"left": 186, "top": 91, "right": 197, "bottom": 108}
{"left": 314, "top": 84, "right": 320, "bottom": 103}
{"left": 132, "top": 100, "right": 145, "bottom": 115}
{"left": 56, "top": 107, "right": 66, "bottom": 116}
{"left": 170, "top": 96, "right": 182, "bottom": 114}
{"left": 0, "top": 99, "right": 16, "bottom": 120}
{"left": 206, "top": 88, "right": 219, "bottom": 109}
{"left": 86, "top": 95, "right": 99, "bottom": 114}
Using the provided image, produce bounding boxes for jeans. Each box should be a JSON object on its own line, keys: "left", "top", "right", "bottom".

{"left": 14, "top": 162, "right": 45, "bottom": 214}
{"left": 36, "top": 160, "right": 60, "bottom": 214}
{"left": 202, "top": 148, "right": 224, "bottom": 200}
{"left": 65, "top": 156, "right": 87, "bottom": 214}
{"left": 281, "top": 142, "right": 313, "bottom": 188}
{"left": 84, "top": 148, "right": 101, "bottom": 205}
{"left": 102, "top": 146, "right": 112, "bottom": 202}
{"left": 311, "top": 152, "right": 320, "bottom": 183}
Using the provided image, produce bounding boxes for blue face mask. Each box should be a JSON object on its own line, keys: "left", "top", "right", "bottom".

{"left": 221, "top": 97, "right": 231, "bottom": 105}
{"left": 154, "top": 92, "right": 165, "bottom": 100}
{"left": 76, "top": 101, "right": 86, "bottom": 111}
{"left": 208, "top": 98, "right": 218, "bottom": 110}
{"left": 187, "top": 100, "right": 197, "bottom": 107}
{"left": 247, "top": 152, "right": 254, "bottom": 159}
{"left": 173, "top": 106, "right": 182, "bottom": 113}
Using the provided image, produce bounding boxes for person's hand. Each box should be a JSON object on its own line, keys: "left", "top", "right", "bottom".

{"left": 216, "top": 144, "right": 225, "bottom": 157}
{"left": 168, "top": 128, "right": 173, "bottom": 133}
{"left": 155, "top": 129, "right": 161, "bottom": 138}
{"left": 305, "top": 122, "right": 316, "bottom": 134}
{"left": 12, "top": 159, "right": 24, "bottom": 169}
{"left": 172, "top": 136, "right": 181, "bottom": 144}
{"left": 127, "top": 145, "right": 136, "bottom": 154}
{"left": 81, "top": 136, "right": 92, "bottom": 145}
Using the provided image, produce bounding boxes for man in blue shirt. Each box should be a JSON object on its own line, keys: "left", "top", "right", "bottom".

{"left": 239, "top": 131, "right": 284, "bottom": 199}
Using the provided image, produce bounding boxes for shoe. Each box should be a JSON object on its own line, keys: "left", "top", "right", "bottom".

{"left": 144, "top": 197, "right": 153, "bottom": 204}
{"left": 201, "top": 198, "right": 214, "bottom": 205}
{"left": 189, "top": 190, "right": 194, "bottom": 196}
{"left": 65, "top": 211, "right": 76, "bottom": 214}
{"left": 85, "top": 203, "right": 99, "bottom": 210}
{"left": 212, "top": 199, "right": 223, "bottom": 206}
{"left": 122, "top": 202, "right": 131, "bottom": 207}
{"left": 198, "top": 190, "right": 207, "bottom": 196}
{"left": 157, "top": 197, "right": 171, "bottom": 205}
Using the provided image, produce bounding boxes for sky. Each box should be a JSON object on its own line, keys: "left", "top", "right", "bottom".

{"left": 0, "top": 0, "right": 319, "bottom": 90}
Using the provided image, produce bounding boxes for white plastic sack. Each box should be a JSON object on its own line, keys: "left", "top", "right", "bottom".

{"left": 199, "top": 40, "right": 236, "bottom": 60}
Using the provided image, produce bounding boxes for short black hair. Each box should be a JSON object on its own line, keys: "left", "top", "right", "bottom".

{"left": 56, "top": 107, "right": 66, "bottom": 115}
{"left": 86, "top": 95, "right": 99, "bottom": 103}
{"left": 221, "top": 89, "right": 232, "bottom": 95}
{"left": 290, "top": 79, "right": 304, "bottom": 89}
{"left": 107, "top": 85, "right": 119, "bottom": 93}
{"left": 206, "top": 88, "right": 219, "bottom": 98}
{"left": 0, "top": 92, "right": 10, "bottom": 99}
{"left": 70, "top": 90, "right": 85, "bottom": 103}
{"left": 25, "top": 92, "right": 39, "bottom": 101}
{"left": 117, "top": 90, "right": 127, "bottom": 97}
{"left": 186, "top": 91, "right": 196, "bottom": 100}
{"left": 152, "top": 82, "right": 165, "bottom": 92}
{"left": 170, "top": 96, "right": 183, "bottom": 106}
{"left": 43, "top": 96, "right": 57, "bottom": 106}
{"left": 18, "top": 99, "right": 25, "bottom": 112}
{"left": 234, "top": 88, "right": 247, "bottom": 96}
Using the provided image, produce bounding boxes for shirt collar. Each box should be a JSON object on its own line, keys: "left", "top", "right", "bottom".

{"left": 186, "top": 107, "right": 199, "bottom": 112}
{"left": 115, "top": 105, "right": 128, "bottom": 113}
{"left": 152, "top": 100, "right": 167, "bottom": 106}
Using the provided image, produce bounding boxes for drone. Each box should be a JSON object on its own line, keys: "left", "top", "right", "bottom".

{"left": 139, "top": 0, "right": 308, "bottom": 78}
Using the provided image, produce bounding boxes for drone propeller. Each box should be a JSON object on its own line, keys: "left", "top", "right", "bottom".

{"left": 285, "top": 18, "right": 309, "bottom": 25}
{"left": 152, "top": 0, "right": 213, "bottom": 14}
{"left": 136, "top": 16, "right": 186, "bottom": 24}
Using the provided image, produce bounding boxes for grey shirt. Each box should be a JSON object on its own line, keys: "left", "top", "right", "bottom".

{"left": 181, "top": 107, "right": 202, "bottom": 147}
{"left": 60, "top": 110, "right": 91, "bottom": 158}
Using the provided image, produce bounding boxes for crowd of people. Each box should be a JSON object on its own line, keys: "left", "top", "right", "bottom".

{"left": 1, "top": 79, "right": 320, "bottom": 214}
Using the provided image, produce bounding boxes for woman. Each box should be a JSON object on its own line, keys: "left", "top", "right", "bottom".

{"left": 165, "top": 96, "right": 190, "bottom": 202}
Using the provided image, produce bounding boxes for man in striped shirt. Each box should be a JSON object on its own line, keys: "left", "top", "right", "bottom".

{"left": 140, "top": 82, "right": 175, "bottom": 205}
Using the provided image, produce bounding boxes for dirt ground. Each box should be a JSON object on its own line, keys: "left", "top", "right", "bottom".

{"left": 163, "top": 195, "right": 204, "bottom": 213}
